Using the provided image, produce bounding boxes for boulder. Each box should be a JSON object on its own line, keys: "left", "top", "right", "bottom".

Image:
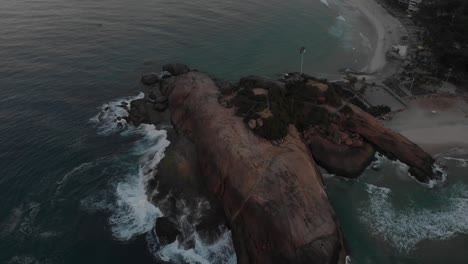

{"left": 341, "top": 104, "right": 438, "bottom": 182}
{"left": 155, "top": 217, "right": 180, "bottom": 245}
{"left": 154, "top": 102, "right": 168, "bottom": 112}
{"left": 148, "top": 92, "right": 157, "bottom": 101}
{"left": 256, "top": 118, "right": 264, "bottom": 127}
{"left": 155, "top": 96, "right": 168, "bottom": 104}
{"left": 162, "top": 63, "right": 191, "bottom": 76}
{"left": 307, "top": 132, "right": 376, "bottom": 178}
{"left": 306, "top": 80, "right": 329, "bottom": 92}
{"left": 239, "top": 75, "right": 286, "bottom": 92}
{"left": 248, "top": 119, "right": 257, "bottom": 129}
{"left": 344, "top": 138, "right": 353, "bottom": 146}
{"left": 141, "top": 72, "right": 159, "bottom": 85}
{"left": 128, "top": 99, "right": 163, "bottom": 126}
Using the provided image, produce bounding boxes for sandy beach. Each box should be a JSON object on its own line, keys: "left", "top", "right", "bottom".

{"left": 345, "top": 0, "right": 407, "bottom": 74}
{"left": 341, "top": 0, "right": 468, "bottom": 155}
{"left": 385, "top": 95, "right": 468, "bottom": 154}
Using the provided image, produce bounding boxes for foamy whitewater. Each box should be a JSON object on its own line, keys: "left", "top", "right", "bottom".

{"left": 361, "top": 183, "right": 468, "bottom": 253}
{"left": 85, "top": 94, "right": 236, "bottom": 263}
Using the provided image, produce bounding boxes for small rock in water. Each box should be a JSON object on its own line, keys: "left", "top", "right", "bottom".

{"left": 155, "top": 217, "right": 181, "bottom": 245}
{"left": 159, "top": 71, "right": 172, "bottom": 80}
{"left": 141, "top": 72, "right": 159, "bottom": 85}
{"left": 149, "top": 92, "right": 157, "bottom": 101}
{"left": 154, "top": 103, "right": 168, "bottom": 112}
{"left": 155, "top": 96, "right": 168, "bottom": 104}
{"left": 162, "top": 63, "right": 190, "bottom": 76}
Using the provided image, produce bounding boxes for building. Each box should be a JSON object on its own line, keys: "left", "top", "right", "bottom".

{"left": 398, "top": 0, "right": 423, "bottom": 12}
{"left": 408, "top": 0, "right": 423, "bottom": 12}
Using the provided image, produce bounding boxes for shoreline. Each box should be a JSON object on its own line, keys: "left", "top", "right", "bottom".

{"left": 346, "top": 0, "right": 407, "bottom": 76}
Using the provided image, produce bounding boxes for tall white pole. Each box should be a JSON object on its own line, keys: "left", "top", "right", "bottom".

{"left": 300, "top": 53, "right": 304, "bottom": 74}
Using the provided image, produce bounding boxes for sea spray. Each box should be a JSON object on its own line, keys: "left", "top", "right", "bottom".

{"left": 361, "top": 183, "right": 468, "bottom": 253}
{"left": 87, "top": 95, "right": 237, "bottom": 261}
{"left": 86, "top": 95, "right": 170, "bottom": 241}
{"left": 89, "top": 92, "right": 144, "bottom": 135}
{"left": 147, "top": 192, "right": 236, "bottom": 263}
{"left": 149, "top": 225, "right": 236, "bottom": 264}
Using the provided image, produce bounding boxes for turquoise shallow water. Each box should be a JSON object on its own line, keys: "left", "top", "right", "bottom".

{"left": 1, "top": 0, "right": 467, "bottom": 263}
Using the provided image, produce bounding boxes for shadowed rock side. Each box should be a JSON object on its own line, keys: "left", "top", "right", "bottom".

{"left": 339, "top": 104, "right": 436, "bottom": 182}
{"left": 160, "top": 71, "right": 348, "bottom": 264}
{"left": 228, "top": 74, "right": 438, "bottom": 182}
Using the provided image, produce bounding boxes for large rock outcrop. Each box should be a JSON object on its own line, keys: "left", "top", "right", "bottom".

{"left": 160, "top": 71, "right": 348, "bottom": 263}
{"left": 339, "top": 104, "right": 436, "bottom": 182}
{"left": 230, "top": 73, "right": 438, "bottom": 182}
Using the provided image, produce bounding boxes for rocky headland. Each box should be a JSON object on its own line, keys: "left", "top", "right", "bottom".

{"left": 119, "top": 63, "right": 442, "bottom": 263}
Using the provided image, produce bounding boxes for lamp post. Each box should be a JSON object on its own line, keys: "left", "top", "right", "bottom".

{"left": 409, "top": 76, "right": 415, "bottom": 95}
{"left": 299, "top": 46, "right": 307, "bottom": 75}
{"left": 446, "top": 68, "right": 453, "bottom": 82}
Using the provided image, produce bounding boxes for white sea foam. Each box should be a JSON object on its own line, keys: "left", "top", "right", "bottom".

{"left": 85, "top": 94, "right": 170, "bottom": 241}
{"left": 151, "top": 228, "right": 236, "bottom": 264}
{"left": 7, "top": 255, "right": 43, "bottom": 264}
{"left": 86, "top": 95, "right": 236, "bottom": 261}
{"left": 110, "top": 168, "right": 164, "bottom": 240}
{"left": 55, "top": 161, "right": 95, "bottom": 196}
{"left": 443, "top": 157, "right": 468, "bottom": 167}
{"left": 109, "top": 125, "right": 170, "bottom": 241}
{"left": 89, "top": 92, "right": 144, "bottom": 135}
{"left": 361, "top": 183, "right": 468, "bottom": 253}
{"left": 359, "top": 32, "right": 372, "bottom": 50}
{"left": 425, "top": 163, "right": 448, "bottom": 188}
{"left": 434, "top": 147, "right": 468, "bottom": 158}
{"left": 146, "top": 194, "right": 236, "bottom": 263}
{"left": 320, "top": 0, "right": 329, "bottom": 7}
{"left": 18, "top": 202, "right": 40, "bottom": 236}
{"left": 337, "top": 15, "right": 346, "bottom": 21}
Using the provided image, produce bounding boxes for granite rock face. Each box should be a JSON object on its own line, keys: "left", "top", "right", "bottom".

{"left": 160, "top": 71, "right": 348, "bottom": 264}
{"left": 339, "top": 104, "right": 437, "bottom": 182}
{"left": 127, "top": 64, "right": 440, "bottom": 264}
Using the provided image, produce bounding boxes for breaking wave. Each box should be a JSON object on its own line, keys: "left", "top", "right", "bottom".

{"left": 361, "top": 183, "right": 468, "bottom": 253}
{"left": 85, "top": 94, "right": 236, "bottom": 262}
{"left": 86, "top": 96, "right": 169, "bottom": 240}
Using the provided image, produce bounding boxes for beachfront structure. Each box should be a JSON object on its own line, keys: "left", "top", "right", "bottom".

{"left": 398, "top": 0, "right": 423, "bottom": 12}
{"left": 408, "top": 0, "right": 422, "bottom": 12}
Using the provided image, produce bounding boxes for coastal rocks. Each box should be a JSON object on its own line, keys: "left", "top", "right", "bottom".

{"left": 306, "top": 79, "right": 329, "bottom": 92}
{"left": 308, "top": 133, "right": 375, "bottom": 177}
{"left": 155, "top": 217, "right": 181, "bottom": 244}
{"left": 340, "top": 104, "right": 437, "bottom": 182}
{"left": 162, "top": 63, "right": 191, "bottom": 76}
{"left": 248, "top": 119, "right": 256, "bottom": 129}
{"left": 126, "top": 99, "right": 165, "bottom": 126}
{"left": 239, "top": 75, "right": 285, "bottom": 92}
{"left": 160, "top": 71, "right": 348, "bottom": 264}
{"left": 141, "top": 72, "right": 159, "bottom": 85}
{"left": 302, "top": 125, "right": 374, "bottom": 177}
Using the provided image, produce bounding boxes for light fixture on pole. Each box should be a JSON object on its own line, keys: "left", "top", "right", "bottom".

{"left": 299, "top": 46, "right": 307, "bottom": 74}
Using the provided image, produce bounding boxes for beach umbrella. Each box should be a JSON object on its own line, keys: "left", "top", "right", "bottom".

{"left": 299, "top": 46, "right": 307, "bottom": 74}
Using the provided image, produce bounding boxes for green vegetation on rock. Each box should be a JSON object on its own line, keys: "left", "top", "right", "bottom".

{"left": 230, "top": 76, "right": 342, "bottom": 140}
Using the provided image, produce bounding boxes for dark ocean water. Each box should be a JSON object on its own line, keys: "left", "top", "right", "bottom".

{"left": 1, "top": 0, "right": 468, "bottom": 263}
